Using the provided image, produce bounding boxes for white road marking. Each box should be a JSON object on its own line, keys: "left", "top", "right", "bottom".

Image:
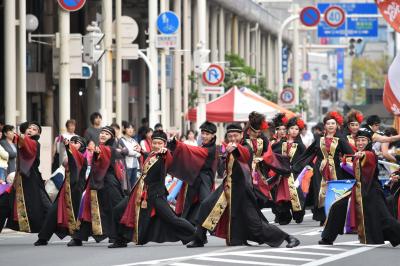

{"left": 112, "top": 246, "right": 246, "bottom": 266}
{"left": 301, "top": 230, "right": 323, "bottom": 236}
{"left": 232, "top": 253, "right": 314, "bottom": 262}
{"left": 299, "top": 245, "right": 347, "bottom": 251}
{"left": 195, "top": 257, "right": 296, "bottom": 266}
{"left": 301, "top": 244, "right": 384, "bottom": 266}
{"left": 170, "top": 263, "right": 209, "bottom": 266}
{"left": 292, "top": 228, "right": 322, "bottom": 236}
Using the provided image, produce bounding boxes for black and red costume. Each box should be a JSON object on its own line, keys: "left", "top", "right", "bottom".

{"left": 0, "top": 132, "right": 51, "bottom": 233}
{"left": 35, "top": 137, "right": 88, "bottom": 244}
{"left": 320, "top": 130, "right": 400, "bottom": 246}
{"left": 272, "top": 117, "right": 307, "bottom": 224}
{"left": 192, "top": 124, "right": 298, "bottom": 248}
{"left": 68, "top": 127, "right": 125, "bottom": 246}
{"left": 110, "top": 131, "right": 198, "bottom": 247}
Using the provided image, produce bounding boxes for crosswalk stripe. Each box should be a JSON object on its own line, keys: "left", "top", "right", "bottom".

{"left": 231, "top": 253, "right": 315, "bottom": 262}
{"left": 258, "top": 250, "right": 332, "bottom": 256}
{"left": 301, "top": 245, "right": 382, "bottom": 266}
{"left": 170, "top": 263, "right": 209, "bottom": 266}
{"left": 195, "top": 257, "right": 296, "bottom": 266}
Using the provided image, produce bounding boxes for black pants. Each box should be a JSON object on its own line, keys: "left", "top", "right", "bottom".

{"left": 321, "top": 195, "right": 349, "bottom": 242}
{"left": 241, "top": 196, "right": 288, "bottom": 247}
{"left": 38, "top": 201, "right": 58, "bottom": 241}
{"left": 0, "top": 193, "right": 10, "bottom": 233}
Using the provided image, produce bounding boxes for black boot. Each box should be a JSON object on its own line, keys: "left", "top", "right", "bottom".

{"left": 285, "top": 235, "right": 300, "bottom": 248}
{"left": 67, "top": 238, "right": 82, "bottom": 247}
{"left": 34, "top": 239, "right": 48, "bottom": 246}
{"left": 318, "top": 238, "right": 333, "bottom": 245}
{"left": 108, "top": 240, "right": 127, "bottom": 248}
{"left": 186, "top": 239, "right": 204, "bottom": 248}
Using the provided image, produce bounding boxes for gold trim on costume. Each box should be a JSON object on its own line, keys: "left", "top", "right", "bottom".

{"left": 64, "top": 173, "right": 77, "bottom": 235}
{"left": 347, "top": 135, "right": 355, "bottom": 147}
{"left": 354, "top": 157, "right": 366, "bottom": 243}
{"left": 14, "top": 172, "right": 31, "bottom": 232}
{"left": 288, "top": 173, "right": 301, "bottom": 211}
{"left": 201, "top": 153, "right": 233, "bottom": 245}
{"left": 225, "top": 154, "right": 233, "bottom": 246}
{"left": 318, "top": 137, "right": 339, "bottom": 208}
{"left": 201, "top": 191, "right": 228, "bottom": 231}
{"left": 133, "top": 155, "right": 159, "bottom": 243}
{"left": 90, "top": 190, "right": 103, "bottom": 235}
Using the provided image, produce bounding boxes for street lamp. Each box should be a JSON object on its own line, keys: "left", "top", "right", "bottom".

{"left": 26, "top": 14, "right": 39, "bottom": 32}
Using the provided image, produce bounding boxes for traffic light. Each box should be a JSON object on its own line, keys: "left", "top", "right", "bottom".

{"left": 348, "top": 38, "right": 362, "bottom": 56}
{"left": 282, "top": 45, "right": 289, "bottom": 73}
{"left": 83, "top": 31, "right": 105, "bottom": 64}
{"left": 81, "top": 63, "right": 93, "bottom": 79}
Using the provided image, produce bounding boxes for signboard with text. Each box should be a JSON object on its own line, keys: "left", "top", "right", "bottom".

{"left": 317, "top": 3, "right": 378, "bottom": 37}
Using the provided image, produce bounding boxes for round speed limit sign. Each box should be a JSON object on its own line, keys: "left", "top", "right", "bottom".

{"left": 324, "top": 6, "right": 346, "bottom": 28}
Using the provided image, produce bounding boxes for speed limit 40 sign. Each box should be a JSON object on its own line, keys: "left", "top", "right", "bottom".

{"left": 324, "top": 6, "right": 346, "bottom": 28}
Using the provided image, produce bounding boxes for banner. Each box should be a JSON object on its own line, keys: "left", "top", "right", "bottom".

{"left": 376, "top": 0, "right": 400, "bottom": 32}
{"left": 383, "top": 54, "right": 400, "bottom": 115}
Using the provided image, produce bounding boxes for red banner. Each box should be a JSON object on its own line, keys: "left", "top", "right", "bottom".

{"left": 376, "top": 0, "right": 400, "bottom": 32}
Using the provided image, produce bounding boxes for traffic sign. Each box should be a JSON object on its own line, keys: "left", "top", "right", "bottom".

{"left": 156, "top": 35, "right": 178, "bottom": 48}
{"left": 200, "top": 86, "right": 224, "bottom": 95}
{"left": 157, "top": 11, "right": 180, "bottom": 35}
{"left": 318, "top": 3, "right": 378, "bottom": 37}
{"left": 300, "top": 6, "right": 321, "bottom": 27}
{"left": 280, "top": 88, "right": 295, "bottom": 104}
{"left": 324, "top": 6, "right": 345, "bottom": 28}
{"left": 57, "top": 0, "right": 86, "bottom": 12}
{"left": 202, "top": 64, "right": 225, "bottom": 86}
{"left": 302, "top": 72, "right": 311, "bottom": 81}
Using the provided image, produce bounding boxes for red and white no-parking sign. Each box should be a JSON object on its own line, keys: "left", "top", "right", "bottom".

{"left": 202, "top": 64, "right": 225, "bottom": 86}
{"left": 324, "top": 6, "right": 346, "bottom": 28}
{"left": 58, "top": 0, "right": 86, "bottom": 12}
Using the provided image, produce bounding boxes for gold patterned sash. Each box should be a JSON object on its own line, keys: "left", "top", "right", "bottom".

{"left": 288, "top": 173, "right": 301, "bottom": 211}
{"left": 318, "top": 137, "right": 339, "bottom": 208}
{"left": 202, "top": 154, "right": 234, "bottom": 244}
{"left": 63, "top": 173, "right": 77, "bottom": 235}
{"left": 14, "top": 172, "right": 31, "bottom": 232}
{"left": 90, "top": 190, "right": 102, "bottom": 235}
{"left": 133, "top": 155, "right": 159, "bottom": 243}
{"left": 354, "top": 157, "right": 366, "bottom": 243}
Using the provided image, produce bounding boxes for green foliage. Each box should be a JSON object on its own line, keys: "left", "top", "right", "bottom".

{"left": 344, "top": 56, "right": 388, "bottom": 104}
{"left": 289, "top": 86, "right": 309, "bottom": 114}
{"left": 223, "top": 53, "right": 277, "bottom": 102}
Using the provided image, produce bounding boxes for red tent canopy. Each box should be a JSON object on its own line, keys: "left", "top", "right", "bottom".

{"left": 187, "top": 87, "right": 295, "bottom": 122}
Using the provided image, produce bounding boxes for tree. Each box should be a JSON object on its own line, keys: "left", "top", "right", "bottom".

{"left": 344, "top": 56, "right": 389, "bottom": 104}
{"left": 224, "top": 53, "right": 277, "bottom": 102}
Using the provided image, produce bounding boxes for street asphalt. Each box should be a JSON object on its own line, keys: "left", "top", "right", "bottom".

{"left": 0, "top": 209, "right": 398, "bottom": 266}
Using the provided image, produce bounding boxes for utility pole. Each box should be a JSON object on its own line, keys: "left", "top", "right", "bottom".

{"left": 148, "top": 0, "right": 159, "bottom": 128}
{"left": 4, "top": 0, "right": 16, "bottom": 126}
{"left": 17, "top": 0, "right": 27, "bottom": 123}
{"left": 59, "top": 6, "right": 70, "bottom": 132}
{"left": 160, "top": 0, "right": 169, "bottom": 130}
{"left": 115, "top": 0, "right": 122, "bottom": 126}
{"left": 196, "top": 0, "right": 208, "bottom": 128}
{"left": 292, "top": 4, "right": 300, "bottom": 106}
{"left": 102, "top": 0, "right": 113, "bottom": 125}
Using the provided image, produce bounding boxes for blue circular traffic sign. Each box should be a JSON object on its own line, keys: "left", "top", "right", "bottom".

{"left": 58, "top": 0, "right": 86, "bottom": 12}
{"left": 157, "top": 11, "right": 180, "bottom": 35}
{"left": 302, "top": 72, "right": 311, "bottom": 81}
{"left": 300, "top": 6, "right": 321, "bottom": 27}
